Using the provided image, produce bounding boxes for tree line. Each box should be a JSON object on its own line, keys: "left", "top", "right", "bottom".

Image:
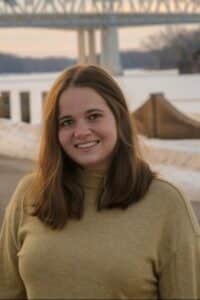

{"left": 144, "top": 26, "right": 200, "bottom": 73}
{"left": 0, "top": 51, "right": 158, "bottom": 74}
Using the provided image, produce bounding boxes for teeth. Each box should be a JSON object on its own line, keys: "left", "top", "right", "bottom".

{"left": 76, "top": 141, "right": 98, "bottom": 148}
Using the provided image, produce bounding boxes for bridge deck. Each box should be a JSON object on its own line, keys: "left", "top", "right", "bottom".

{"left": 0, "top": 12, "right": 200, "bottom": 28}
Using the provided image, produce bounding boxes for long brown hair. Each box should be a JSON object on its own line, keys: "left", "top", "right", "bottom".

{"left": 31, "top": 64, "right": 156, "bottom": 229}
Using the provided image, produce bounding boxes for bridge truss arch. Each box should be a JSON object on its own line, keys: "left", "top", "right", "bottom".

{"left": 1, "top": 0, "right": 200, "bottom": 14}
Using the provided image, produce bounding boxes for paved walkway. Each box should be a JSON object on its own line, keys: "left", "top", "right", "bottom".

{"left": 0, "top": 155, "right": 200, "bottom": 227}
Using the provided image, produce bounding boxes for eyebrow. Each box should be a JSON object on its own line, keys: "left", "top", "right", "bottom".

{"left": 58, "top": 109, "right": 104, "bottom": 122}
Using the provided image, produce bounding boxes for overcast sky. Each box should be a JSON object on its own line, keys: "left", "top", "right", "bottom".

{"left": 0, "top": 24, "right": 198, "bottom": 58}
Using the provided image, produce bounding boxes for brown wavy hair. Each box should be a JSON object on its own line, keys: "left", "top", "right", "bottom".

{"left": 31, "top": 64, "right": 156, "bottom": 229}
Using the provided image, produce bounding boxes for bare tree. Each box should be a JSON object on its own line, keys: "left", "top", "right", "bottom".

{"left": 142, "top": 26, "right": 200, "bottom": 71}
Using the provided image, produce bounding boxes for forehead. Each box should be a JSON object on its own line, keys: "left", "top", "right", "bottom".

{"left": 58, "top": 87, "right": 109, "bottom": 115}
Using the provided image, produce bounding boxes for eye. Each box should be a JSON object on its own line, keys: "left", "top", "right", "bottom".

{"left": 88, "top": 113, "right": 102, "bottom": 121}
{"left": 59, "top": 119, "right": 74, "bottom": 127}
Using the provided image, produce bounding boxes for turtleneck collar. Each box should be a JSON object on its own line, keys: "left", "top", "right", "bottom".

{"left": 77, "top": 167, "right": 106, "bottom": 190}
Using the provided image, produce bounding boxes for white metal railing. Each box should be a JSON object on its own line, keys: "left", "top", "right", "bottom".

{"left": 0, "top": 72, "right": 56, "bottom": 124}
{"left": 0, "top": 70, "right": 200, "bottom": 125}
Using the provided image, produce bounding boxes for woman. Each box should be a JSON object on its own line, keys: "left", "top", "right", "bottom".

{"left": 0, "top": 64, "right": 199, "bottom": 299}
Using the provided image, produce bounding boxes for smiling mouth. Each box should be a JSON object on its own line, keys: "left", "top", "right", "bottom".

{"left": 75, "top": 140, "right": 100, "bottom": 149}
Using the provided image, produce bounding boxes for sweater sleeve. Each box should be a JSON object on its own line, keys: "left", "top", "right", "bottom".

{"left": 158, "top": 184, "right": 200, "bottom": 299}
{"left": 0, "top": 177, "right": 30, "bottom": 300}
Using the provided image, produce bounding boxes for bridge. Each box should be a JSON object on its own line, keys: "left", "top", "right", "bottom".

{"left": 0, "top": 0, "right": 200, "bottom": 74}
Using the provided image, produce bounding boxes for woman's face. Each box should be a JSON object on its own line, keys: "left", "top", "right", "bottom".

{"left": 58, "top": 86, "right": 118, "bottom": 170}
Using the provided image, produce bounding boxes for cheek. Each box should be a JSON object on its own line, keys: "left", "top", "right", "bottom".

{"left": 58, "top": 129, "right": 70, "bottom": 149}
{"left": 112, "top": 129, "right": 118, "bottom": 148}
{"left": 103, "top": 122, "right": 118, "bottom": 146}
{"left": 58, "top": 130, "right": 63, "bottom": 145}
{"left": 109, "top": 119, "right": 118, "bottom": 141}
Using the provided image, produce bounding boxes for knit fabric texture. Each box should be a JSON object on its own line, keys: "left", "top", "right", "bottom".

{"left": 0, "top": 169, "right": 200, "bottom": 299}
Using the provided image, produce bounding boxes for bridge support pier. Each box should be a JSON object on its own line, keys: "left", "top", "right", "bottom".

{"left": 78, "top": 29, "right": 86, "bottom": 64}
{"left": 88, "top": 29, "right": 97, "bottom": 64}
{"left": 77, "top": 27, "right": 122, "bottom": 75}
{"left": 77, "top": 28, "right": 97, "bottom": 65}
{"left": 100, "top": 27, "right": 122, "bottom": 75}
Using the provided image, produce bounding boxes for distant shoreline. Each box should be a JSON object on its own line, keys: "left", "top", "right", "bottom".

{"left": 0, "top": 50, "right": 163, "bottom": 74}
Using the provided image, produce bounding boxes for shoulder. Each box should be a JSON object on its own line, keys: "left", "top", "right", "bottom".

{"left": 6, "top": 173, "right": 36, "bottom": 214}
{"left": 147, "top": 177, "right": 200, "bottom": 236}
{"left": 148, "top": 177, "right": 185, "bottom": 201}
{"left": 14, "top": 172, "right": 36, "bottom": 194}
{"left": 12, "top": 172, "right": 36, "bottom": 202}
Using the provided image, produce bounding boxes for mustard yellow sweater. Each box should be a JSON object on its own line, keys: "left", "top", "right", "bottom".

{"left": 0, "top": 170, "right": 200, "bottom": 299}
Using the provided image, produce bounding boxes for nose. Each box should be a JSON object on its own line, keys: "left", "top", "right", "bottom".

{"left": 73, "top": 121, "right": 92, "bottom": 139}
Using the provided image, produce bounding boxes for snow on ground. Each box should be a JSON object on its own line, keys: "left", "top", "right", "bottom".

{"left": 151, "top": 164, "right": 200, "bottom": 202}
{"left": 0, "top": 118, "right": 200, "bottom": 202}
{"left": 0, "top": 119, "right": 40, "bottom": 161}
{"left": 141, "top": 136, "right": 200, "bottom": 171}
